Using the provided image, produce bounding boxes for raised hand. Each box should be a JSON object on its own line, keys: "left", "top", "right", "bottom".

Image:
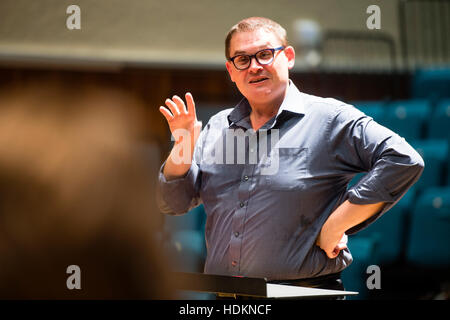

{"left": 159, "top": 93, "right": 202, "bottom": 180}
{"left": 159, "top": 92, "right": 202, "bottom": 144}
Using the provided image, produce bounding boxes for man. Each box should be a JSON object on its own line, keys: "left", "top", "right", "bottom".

{"left": 157, "top": 17, "right": 424, "bottom": 291}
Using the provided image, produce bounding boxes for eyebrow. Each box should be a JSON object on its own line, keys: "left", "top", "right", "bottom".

{"left": 231, "top": 45, "right": 273, "bottom": 57}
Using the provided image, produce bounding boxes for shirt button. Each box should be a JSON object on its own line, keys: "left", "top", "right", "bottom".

{"left": 239, "top": 202, "right": 245, "bottom": 208}
{"left": 231, "top": 261, "right": 237, "bottom": 267}
{"left": 234, "top": 231, "right": 240, "bottom": 237}
{"left": 243, "top": 175, "right": 249, "bottom": 181}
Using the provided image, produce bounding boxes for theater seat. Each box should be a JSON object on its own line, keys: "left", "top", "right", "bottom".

{"left": 410, "top": 140, "right": 448, "bottom": 191}
{"left": 342, "top": 234, "right": 381, "bottom": 299}
{"left": 427, "top": 99, "right": 450, "bottom": 142}
{"left": 164, "top": 205, "right": 207, "bottom": 273}
{"left": 406, "top": 187, "right": 450, "bottom": 267}
{"left": 448, "top": 158, "right": 450, "bottom": 186}
{"left": 384, "top": 100, "right": 431, "bottom": 141}
{"left": 347, "top": 172, "right": 366, "bottom": 189}
{"left": 352, "top": 101, "right": 386, "bottom": 124}
{"left": 167, "top": 229, "right": 206, "bottom": 272}
{"left": 412, "top": 68, "right": 450, "bottom": 102}
{"left": 164, "top": 204, "right": 205, "bottom": 234}
{"left": 357, "top": 187, "right": 416, "bottom": 264}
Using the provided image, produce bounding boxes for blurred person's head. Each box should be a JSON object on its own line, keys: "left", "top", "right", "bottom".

{"left": 225, "top": 17, "right": 295, "bottom": 108}
{"left": 0, "top": 82, "right": 173, "bottom": 299}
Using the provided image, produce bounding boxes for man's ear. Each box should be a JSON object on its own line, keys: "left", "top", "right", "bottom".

{"left": 225, "top": 61, "right": 235, "bottom": 82}
{"left": 284, "top": 46, "right": 296, "bottom": 70}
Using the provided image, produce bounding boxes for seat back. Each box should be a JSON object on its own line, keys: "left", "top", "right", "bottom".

{"left": 410, "top": 140, "right": 448, "bottom": 191}
{"left": 357, "top": 188, "right": 416, "bottom": 264}
{"left": 406, "top": 187, "right": 450, "bottom": 267}
{"left": 352, "top": 101, "right": 386, "bottom": 124}
{"left": 427, "top": 99, "right": 450, "bottom": 143}
{"left": 412, "top": 68, "right": 450, "bottom": 102}
{"left": 384, "top": 100, "right": 431, "bottom": 141}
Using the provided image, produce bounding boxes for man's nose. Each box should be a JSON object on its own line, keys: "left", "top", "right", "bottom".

{"left": 248, "top": 57, "right": 263, "bottom": 72}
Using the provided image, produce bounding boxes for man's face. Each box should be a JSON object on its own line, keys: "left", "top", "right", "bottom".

{"left": 226, "top": 29, "right": 295, "bottom": 106}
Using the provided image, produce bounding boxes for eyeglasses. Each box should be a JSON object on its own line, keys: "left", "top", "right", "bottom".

{"left": 228, "top": 46, "right": 285, "bottom": 70}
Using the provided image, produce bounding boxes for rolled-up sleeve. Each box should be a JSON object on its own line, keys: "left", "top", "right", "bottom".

{"left": 328, "top": 104, "right": 425, "bottom": 234}
{"left": 156, "top": 120, "right": 212, "bottom": 216}
{"left": 156, "top": 160, "right": 202, "bottom": 215}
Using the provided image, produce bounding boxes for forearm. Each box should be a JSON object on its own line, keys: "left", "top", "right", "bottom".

{"left": 317, "top": 200, "right": 385, "bottom": 258}
{"left": 157, "top": 151, "right": 201, "bottom": 215}
{"left": 326, "top": 200, "right": 385, "bottom": 235}
{"left": 163, "top": 139, "right": 196, "bottom": 181}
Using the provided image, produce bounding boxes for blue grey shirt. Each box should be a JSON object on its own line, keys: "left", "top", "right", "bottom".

{"left": 157, "top": 81, "right": 424, "bottom": 281}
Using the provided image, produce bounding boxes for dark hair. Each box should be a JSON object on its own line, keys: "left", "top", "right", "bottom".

{"left": 225, "top": 17, "right": 288, "bottom": 60}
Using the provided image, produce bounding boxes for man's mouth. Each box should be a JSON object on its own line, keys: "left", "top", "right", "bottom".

{"left": 249, "top": 77, "right": 269, "bottom": 84}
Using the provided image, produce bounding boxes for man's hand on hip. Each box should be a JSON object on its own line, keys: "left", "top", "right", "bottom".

{"left": 316, "top": 228, "right": 348, "bottom": 259}
{"left": 316, "top": 200, "right": 384, "bottom": 259}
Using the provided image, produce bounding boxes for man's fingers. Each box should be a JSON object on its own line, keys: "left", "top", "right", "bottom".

{"left": 329, "top": 243, "right": 347, "bottom": 258}
{"left": 159, "top": 106, "right": 174, "bottom": 122}
{"left": 165, "top": 99, "right": 180, "bottom": 116}
{"left": 172, "top": 95, "right": 188, "bottom": 115}
{"left": 327, "top": 249, "right": 339, "bottom": 259}
{"left": 185, "top": 92, "right": 196, "bottom": 117}
{"left": 337, "top": 242, "right": 347, "bottom": 250}
{"left": 164, "top": 93, "right": 195, "bottom": 118}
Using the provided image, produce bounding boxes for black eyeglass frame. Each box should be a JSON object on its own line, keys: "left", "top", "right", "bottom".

{"left": 228, "top": 46, "right": 285, "bottom": 70}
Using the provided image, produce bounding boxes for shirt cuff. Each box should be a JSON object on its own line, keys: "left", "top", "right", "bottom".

{"left": 157, "top": 161, "right": 200, "bottom": 215}
{"left": 345, "top": 177, "right": 393, "bottom": 234}
{"left": 347, "top": 176, "right": 393, "bottom": 205}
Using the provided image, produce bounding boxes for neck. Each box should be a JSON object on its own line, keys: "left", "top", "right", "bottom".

{"left": 248, "top": 83, "right": 289, "bottom": 131}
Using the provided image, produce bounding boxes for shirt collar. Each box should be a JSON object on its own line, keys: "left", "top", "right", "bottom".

{"left": 227, "top": 80, "right": 306, "bottom": 128}
{"left": 227, "top": 97, "right": 252, "bottom": 128}
{"left": 276, "top": 80, "right": 306, "bottom": 117}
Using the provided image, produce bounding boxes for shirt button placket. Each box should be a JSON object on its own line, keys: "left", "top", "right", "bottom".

{"left": 231, "top": 198, "right": 246, "bottom": 271}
